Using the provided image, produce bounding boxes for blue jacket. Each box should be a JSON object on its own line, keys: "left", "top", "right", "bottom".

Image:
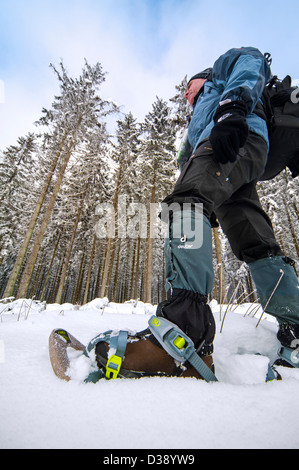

{"left": 188, "top": 47, "right": 271, "bottom": 152}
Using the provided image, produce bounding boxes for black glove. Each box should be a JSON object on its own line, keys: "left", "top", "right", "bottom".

{"left": 210, "top": 100, "right": 249, "bottom": 164}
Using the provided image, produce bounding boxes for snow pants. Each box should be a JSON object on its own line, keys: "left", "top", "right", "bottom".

{"left": 163, "top": 132, "right": 283, "bottom": 265}
{"left": 157, "top": 132, "right": 299, "bottom": 343}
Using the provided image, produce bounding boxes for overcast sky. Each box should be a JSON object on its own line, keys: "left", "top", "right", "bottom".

{"left": 1, "top": 0, "right": 298, "bottom": 151}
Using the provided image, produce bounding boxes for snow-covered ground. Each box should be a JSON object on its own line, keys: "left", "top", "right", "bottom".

{"left": 1, "top": 297, "right": 299, "bottom": 449}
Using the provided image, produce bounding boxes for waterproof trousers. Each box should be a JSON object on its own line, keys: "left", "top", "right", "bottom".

{"left": 163, "top": 133, "right": 283, "bottom": 265}
{"left": 160, "top": 132, "right": 299, "bottom": 329}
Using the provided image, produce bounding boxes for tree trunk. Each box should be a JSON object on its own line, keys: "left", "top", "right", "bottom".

{"left": 99, "top": 164, "right": 122, "bottom": 298}
{"left": 55, "top": 183, "right": 87, "bottom": 304}
{"left": 51, "top": 255, "right": 65, "bottom": 303}
{"left": 112, "top": 240, "right": 121, "bottom": 301}
{"left": 40, "top": 230, "right": 62, "bottom": 301}
{"left": 2, "top": 137, "right": 66, "bottom": 299}
{"left": 134, "top": 236, "right": 141, "bottom": 299}
{"left": 83, "top": 233, "right": 97, "bottom": 305}
{"left": 73, "top": 250, "right": 86, "bottom": 304}
{"left": 282, "top": 196, "right": 299, "bottom": 258}
{"left": 129, "top": 239, "right": 137, "bottom": 299}
{"left": 16, "top": 140, "right": 75, "bottom": 299}
{"left": 143, "top": 169, "right": 156, "bottom": 303}
{"left": 213, "top": 227, "right": 227, "bottom": 304}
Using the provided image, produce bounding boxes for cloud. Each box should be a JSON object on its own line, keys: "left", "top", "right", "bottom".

{"left": 0, "top": 0, "right": 192, "bottom": 149}
{"left": 1, "top": 0, "right": 299, "bottom": 151}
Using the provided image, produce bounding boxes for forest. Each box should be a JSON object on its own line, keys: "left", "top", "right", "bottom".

{"left": 0, "top": 60, "right": 298, "bottom": 306}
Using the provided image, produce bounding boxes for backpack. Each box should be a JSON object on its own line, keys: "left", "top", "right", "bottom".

{"left": 256, "top": 73, "right": 299, "bottom": 180}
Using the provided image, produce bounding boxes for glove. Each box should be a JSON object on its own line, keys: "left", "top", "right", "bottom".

{"left": 210, "top": 100, "right": 249, "bottom": 164}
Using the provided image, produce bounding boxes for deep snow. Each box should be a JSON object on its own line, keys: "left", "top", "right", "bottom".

{"left": 0, "top": 297, "right": 299, "bottom": 450}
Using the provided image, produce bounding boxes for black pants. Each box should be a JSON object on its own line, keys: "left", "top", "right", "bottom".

{"left": 163, "top": 133, "right": 283, "bottom": 264}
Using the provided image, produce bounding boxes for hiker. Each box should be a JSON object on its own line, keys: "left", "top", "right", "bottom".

{"left": 155, "top": 46, "right": 299, "bottom": 370}
{"left": 51, "top": 48, "right": 299, "bottom": 382}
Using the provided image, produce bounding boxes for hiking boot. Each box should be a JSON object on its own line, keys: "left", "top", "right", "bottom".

{"left": 94, "top": 286, "right": 217, "bottom": 381}
{"left": 95, "top": 331, "right": 215, "bottom": 379}
{"left": 277, "top": 322, "right": 299, "bottom": 348}
{"left": 275, "top": 322, "right": 299, "bottom": 368}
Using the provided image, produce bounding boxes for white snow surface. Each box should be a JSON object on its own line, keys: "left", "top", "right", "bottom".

{"left": 1, "top": 297, "right": 299, "bottom": 450}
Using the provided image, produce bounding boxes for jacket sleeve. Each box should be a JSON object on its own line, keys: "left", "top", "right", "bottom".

{"left": 212, "top": 47, "right": 271, "bottom": 113}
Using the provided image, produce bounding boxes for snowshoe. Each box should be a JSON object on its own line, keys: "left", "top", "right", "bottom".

{"left": 94, "top": 326, "right": 215, "bottom": 381}
{"left": 49, "top": 328, "right": 85, "bottom": 381}
{"left": 48, "top": 316, "right": 217, "bottom": 383}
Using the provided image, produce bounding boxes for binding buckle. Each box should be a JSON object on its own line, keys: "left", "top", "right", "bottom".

{"left": 148, "top": 316, "right": 218, "bottom": 382}
{"left": 106, "top": 355, "right": 123, "bottom": 379}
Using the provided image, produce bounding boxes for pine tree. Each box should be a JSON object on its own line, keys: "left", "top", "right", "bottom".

{"left": 139, "top": 97, "right": 177, "bottom": 303}
{"left": 99, "top": 113, "right": 141, "bottom": 298}
{"left": 0, "top": 134, "right": 39, "bottom": 296}
{"left": 169, "top": 75, "right": 190, "bottom": 132}
{"left": 5, "top": 60, "right": 117, "bottom": 299}
{"left": 1, "top": 133, "right": 68, "bottom": 298}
